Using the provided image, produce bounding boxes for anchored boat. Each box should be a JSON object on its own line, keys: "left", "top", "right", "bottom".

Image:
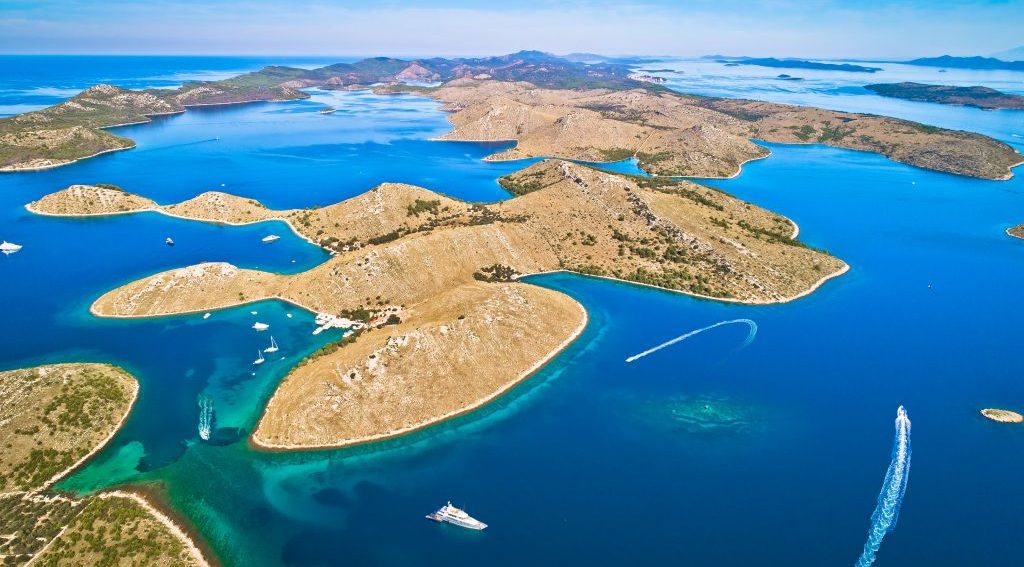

{"left": 252, "top": 322, "right": 270, "bottom": 331}
{"left": 264, "top": 336, "right": 279, "bottom": 353}
{"left": 253, "top": 350, "right": 265, "bottom": 365}
{"left": 426, "top": 502, "right": 487, "bottom": 530}
{"left": 262, "top": 235, "right": 280, "bottom": 243}
{"left": 165, "top": 237, "right": 175, "bottom": 246}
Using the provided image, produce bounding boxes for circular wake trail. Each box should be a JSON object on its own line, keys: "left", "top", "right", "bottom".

{"left": 624, "top": 319, "right": 757, "bottom": 363}
{"left": 855, "top": 405, "right": 912, "bottom": 567}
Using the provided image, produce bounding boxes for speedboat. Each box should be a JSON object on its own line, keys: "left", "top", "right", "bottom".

{"left": 426, "top": 501, "right": 487, "bottom": 530}
{"left": 165, "top": 237, "right": 175, "bottom": 246}
{"left": 0, "top": 241, "right": 22, "bottom": 255}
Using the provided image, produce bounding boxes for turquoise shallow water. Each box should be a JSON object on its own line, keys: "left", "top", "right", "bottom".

{"left": 1, "top": 57, "right": 1023, "bottom": 566}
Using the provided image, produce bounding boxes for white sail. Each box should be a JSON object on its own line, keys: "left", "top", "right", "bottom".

{"left": 264, "top": 336, "right": 279, "bottom": 353}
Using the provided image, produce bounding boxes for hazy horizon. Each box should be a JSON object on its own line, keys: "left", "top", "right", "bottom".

{"left": 0, "top": 0, "right": 1020, "bottom": 60}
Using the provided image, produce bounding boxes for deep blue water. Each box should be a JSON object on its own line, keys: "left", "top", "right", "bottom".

{"left": 1, "top": 57, "right": 1023, "bottom": 566}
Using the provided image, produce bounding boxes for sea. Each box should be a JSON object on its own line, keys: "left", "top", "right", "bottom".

{"left": 1, "top": 55, "right": 1023, "bottom": 566}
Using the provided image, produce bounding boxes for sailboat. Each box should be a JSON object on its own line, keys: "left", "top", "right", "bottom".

{"left": 0, "top": 241, "right": 22, "bottom": 255}
{"left": 264, "top": 336, "right": 279, "bottom": 353}
{"left": 253, "top": 350, "right": 265, "bottom": 365}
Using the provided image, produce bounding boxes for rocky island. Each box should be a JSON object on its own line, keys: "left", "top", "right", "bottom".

{"left": 980, "top": 408, "right": 1024, "bottom": 423}
{"left": 0, "top": 363, "right": 207, "bottom": 566}
{"left": 31, "top": 157, "right": 845, "bottom": 448}
{"left": 865, "top": 82, "right": 1024, "bottom": 110}
{"left": 1008, "top": 225, "right": 1024, "bottom": 239}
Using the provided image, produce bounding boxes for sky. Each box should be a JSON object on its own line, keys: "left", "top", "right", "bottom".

{"left": 0, "top": 0, "right": 1020, "bottom": 59}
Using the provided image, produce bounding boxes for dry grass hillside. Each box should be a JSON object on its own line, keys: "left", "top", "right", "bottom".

{"left": 27, "top": 184, "right": 157, "bottom": 216}
{"left": 426, "top": 80, "right": 1022, "bottom": 180}
{"left": 253, "top": 281, "right": 586, "bottom": 448}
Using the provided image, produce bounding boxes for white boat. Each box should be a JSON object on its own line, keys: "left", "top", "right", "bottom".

{"left": 203, "top": 313, "right": 211, "bottom": 319}
{"left": 253, "top": 350, "right": 265, "bottom": 365}
{"left": 264, "top": 336, "right": 279, "bottom": 353}
{"left": 262, "top": 235, "right": 281, "bottom": 243}
{"left": 165, "top": 237, "right": 175, "bottom": 246}
{"left": 250, "top": 311, "right": 258, "bottom": 315}
{"left": 0, "top": 241, "right": 22, "bottom": 255}
{"left": 286, "top": 313, "right": 293, "bottom": 318}
{"left": 426, "top": 501, "right": 487, "bottom": 530}
{"left": 252, "top": 322, "right": 269, "bottom": 331}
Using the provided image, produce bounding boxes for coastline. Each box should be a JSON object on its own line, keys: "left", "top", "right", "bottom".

{"left": 25, "top": 201, "right": 323, "bottom": 249}
{"left": 249, "top": 298, "right": 589, "bottom": 451}
{"left": 99, "top": 488, "right": 215, "bottom": 567}
{"left": 38, "top": 366, "right": 139, "bottom": 492}
{"left": 0, "top": 145, "right": 135, "bottom": 173}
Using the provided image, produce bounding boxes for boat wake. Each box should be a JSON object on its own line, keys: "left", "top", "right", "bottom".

{"left": 624, "top": 319, "right": 757, "bottom": 363}
{"left": 856, "top": 405, "right": 912, "bottom": 567}
{"left": 198, "top": 396, "right": 215, "bottom": 441}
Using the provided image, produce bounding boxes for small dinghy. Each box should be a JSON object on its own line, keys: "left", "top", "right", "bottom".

{"left": 264, "top": 336, "right": 279, "bottom": 353}
{"left": 252, "top": 322, "right": 270, "bottom": 331}
{"left": 0, "top": 241, "right": 22, "bottom": 255}
{"left": 253, "top": 350, "right": 265, "bottom": 365}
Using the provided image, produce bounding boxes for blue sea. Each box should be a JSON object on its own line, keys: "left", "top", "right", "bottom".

{"left": 1, "top": 55, "right": 1023, "bottom": 566}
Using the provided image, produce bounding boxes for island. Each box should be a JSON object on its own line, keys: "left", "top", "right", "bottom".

{"left": 30, "top": 157, "right": 846, "bottom": 448}
{"left": 980, "top": 408, "right": 1024, "bottom": 423}
{"left": 865, "top": 82, "right": 1024, "bottom": 110}
{"left": 1008, "top": 225, "right": 1024, "bottom": 239}
{"left": 901, "top": 55, "right": 1024, "bottom": 71}
{"left": 716, "top": 57, "right": 882, "bottom": 73}
{"left": 2, "top": 52, "right": 1021, "bottom": 180}
{"left": 0, "top": 363, "right": 207, "bottom": 566}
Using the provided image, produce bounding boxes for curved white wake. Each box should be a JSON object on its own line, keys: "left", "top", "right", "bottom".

{"left": 856, "top": 405, "right": 912, "bottom": 567}
{"left": 624, "top": 318, "right": 757, "bottom": 363}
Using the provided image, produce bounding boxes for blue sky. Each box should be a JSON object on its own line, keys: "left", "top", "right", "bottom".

{"left": 0, "top": 0, "right": 1020, "bottom": 58}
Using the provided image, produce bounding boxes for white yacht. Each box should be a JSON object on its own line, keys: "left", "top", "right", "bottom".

{"left": 426, "top": 502, "right": 487, "bottom": 530}
{"left": 264, "top": 336, "right": 279, "bottom": 353}
{"left": 262, "top": 235, "right": 281, "bottom": 243}
{"left": 0, "top": 241, "right": 22, "bottom": 255}
{"left": 253, "top": 350, "right": 265, "bottom": 365}
{"left": 165, "top": 237, "right": 174, "bottom": 246}
{"left": 252, "top": 322, "right": 270, "bottom": 331}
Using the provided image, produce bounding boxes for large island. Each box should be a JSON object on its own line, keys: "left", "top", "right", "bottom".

{"left": 865, "top": 82, "right": 1024, "bottom": 110}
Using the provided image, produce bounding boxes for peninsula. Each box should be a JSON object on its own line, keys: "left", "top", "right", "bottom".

{"left": 2, "top": 52, "right": 1021, "bottom": 180}
{"left": 32, "top": 158, "right": 845, "bottom": 448}
{"left": 865, "top": 82, "right": 1024, "bottom": 110}
{"left": 0, "top": 363, "right": 207, "bottom": 566}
